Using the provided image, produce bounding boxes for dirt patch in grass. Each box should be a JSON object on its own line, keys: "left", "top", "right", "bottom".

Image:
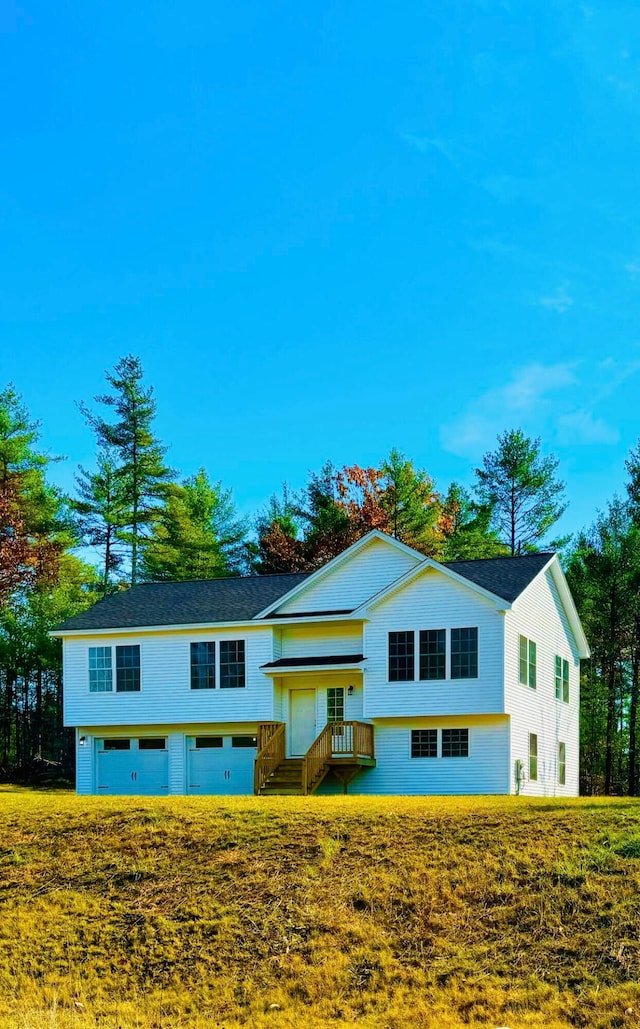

{"left": 2, "top": 793, "right": 640, "bottom": 1028}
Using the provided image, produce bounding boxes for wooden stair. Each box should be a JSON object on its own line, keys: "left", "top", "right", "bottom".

{"left": 259, "top": 758, "right": 305, "bottom": 796}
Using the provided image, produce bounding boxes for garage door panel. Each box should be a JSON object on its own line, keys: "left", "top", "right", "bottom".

{"left": 187, "top": 736, "right": 255, "bottom": 795}
{"left": 96, "top": 739, "right": 168, "bottom": 795}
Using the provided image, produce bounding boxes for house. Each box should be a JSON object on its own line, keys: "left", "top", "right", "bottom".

{"left": 52, "top": 530, "right": 589, "bottom": 797}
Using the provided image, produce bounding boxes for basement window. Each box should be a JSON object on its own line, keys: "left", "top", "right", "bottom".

{"left": 411, "top": 729, "right": 437, "bottom": 758}
{"left": 442, "top": 728, "right": 469, "bottom": 757}
{"left": 529, "top": 733, "right": 538, "bottom": 781}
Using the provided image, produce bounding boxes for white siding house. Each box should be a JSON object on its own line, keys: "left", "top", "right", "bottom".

{"left": 52, "top": 531, "right": 589, "bottom": 797}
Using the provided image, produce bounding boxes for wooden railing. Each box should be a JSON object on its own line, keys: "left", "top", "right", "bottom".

{"left": 303, "top": 721, "right": 375, "bottom": 795}
{"left": 254, "top": 723, "right": 286, "bottom": 795}
{"left": 302, "top": 722, "right": 333, "bottom": 796}
{"left": 257, "top": 722, "right": 283, "bottom": 753}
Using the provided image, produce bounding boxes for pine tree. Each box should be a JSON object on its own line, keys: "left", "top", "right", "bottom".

{"left": 379, "top": 449, "right": 445, "bottom": 555}
{"left": 73, "top": 446, "right": 127, "bottom": 594}
{"left": 141, "top": 470, "right": 248, "bottom": 581}
{"left": 475, "top": 429, "right": 567, "bottom": 556}
{"left": 80, "top": 356, "right": 174, "bottom": 586}
{"left": 440, "top": 483, "right": 507, "bottom": 561}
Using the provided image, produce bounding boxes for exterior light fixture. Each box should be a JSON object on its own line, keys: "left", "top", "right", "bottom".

{"left": 347, "top": 685, "right": 354, "bottom": 696}
{"left": 79, "top": 736, "right": 87, "bottom": 746}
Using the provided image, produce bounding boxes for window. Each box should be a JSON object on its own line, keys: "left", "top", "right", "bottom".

{"left": 529, "top": 733, "right": 538, "bottom": 781}
{"left": 555, "top": 656, "right": 570, "bottom": 702}
{"left": 411, "top": 729, "right": 437, "bottom": 758}
{"left": 138, "top": 738, "right": 166, "bottom": 750}
{"left": 389, "top": 631, "right": 415, "bottom": 681}
{"left": 231, "top": 736, "right": 256, "bottom": 748}
{"left": 194, "top": 736, "right": 223, "bottom": 749}
{"left": 103, "top": 738, "right": 130, "bottom": 751}
{"left": 220, "top": 640, "right": 246, "bottom": 688}
{"left": 558, "top": 741, "right": 566, "bottom": 785}
{"left": 191, "top": 642, "right": 216, "bottom": 690}
{"left": 451, "top": 628, "right": 478, "bottom": 679}
{"left": 419, "top": 630, "right": 446, "bottom": 680}
{"left": 327, "top": 687, "right": 344, "bottom": 723}
{"left": 519, "top": 636, "right": 537, "bottom": 689}
{"left": 442, "top": 728, "right": 469, "bottom": 757}
{"left": 89, "top": 646, "right": 112, "bottom": 692}
{"left": 115, "top": 645, "right": 141, "bottom": 692}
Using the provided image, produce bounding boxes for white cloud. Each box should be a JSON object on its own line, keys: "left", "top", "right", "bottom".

{"left": 556, "top": 410, "right": 619, "bottom": 445}
{"left": 440, "top": 363, "right": 577, "bottom": 457}
{"left": 538, "top": 285, "right": 574, "bottom": 313}
{"left": 400, "top": 134, "right": 457, "bottom": 164}
{"left": 441, "top": 358, "right": 638, "bottom": 459}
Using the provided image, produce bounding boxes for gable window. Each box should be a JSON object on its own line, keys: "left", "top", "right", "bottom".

{"left": 442, "top": 728, "right": 469, "bottom": 757}
{"left": 558, "top": 741, "right": 566, "bottom": 785}
{"left": 89, "top": 646, "right": 113, "bottom": 692}
{"left": 519, "top": 636, "right": 537, "bottom": 689}
{"left": 529, "top": 733, "right": 538, "bottom": 781}
{"left": 191, "top": 642, "right": 216, "bottom": 690}
{"left": 555, "top": 656, "right": 569, "bottom": 703}
{"left": 389, "top": 631, "right": 415, "bottom": 681}
{"left": 115, "top": 645, "right": 141, "bottom": 692}
{"left": 220, "top": 640, "right": 246, "bottom": 688}
{"left": 327, "top": 687, "right": 345, "bottom": 723}
{"left": 419, "top": 630, "right": 446, "bottom": 680}
{"left": 450, "top": 628, "right": 478, "bottom": 679}
{"left": 411, "top": 729, "right": 437, "bottom": 758}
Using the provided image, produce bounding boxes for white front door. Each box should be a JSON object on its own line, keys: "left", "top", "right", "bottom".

{"left": 289, "top": 689, "right": 317, "bottom": 756}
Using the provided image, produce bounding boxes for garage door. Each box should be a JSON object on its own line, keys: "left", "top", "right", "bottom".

{"left": 96, "top": 737, "right": 169, "bottom": 795}
{"left": 187, "top": 735, "right": 256, "bottom": 795}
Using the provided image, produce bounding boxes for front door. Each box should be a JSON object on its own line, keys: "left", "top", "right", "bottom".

{"left": 289, "top": 689, "right": 317, "bottom": 756}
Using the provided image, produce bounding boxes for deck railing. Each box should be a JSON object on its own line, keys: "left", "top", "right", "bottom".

{"left": 303, "top": 721, "right": 375, "bottom": 795}
{"left": 254, "top": 723, "right": 286, "bottom": 795}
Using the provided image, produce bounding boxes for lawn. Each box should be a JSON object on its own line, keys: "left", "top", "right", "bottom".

{"left": 2, "top": 791, "right": 640, "bottom": 1029}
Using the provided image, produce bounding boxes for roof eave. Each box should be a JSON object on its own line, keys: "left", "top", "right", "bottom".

{"left": 50, "top": 611, "right": 366, "bottom": 638}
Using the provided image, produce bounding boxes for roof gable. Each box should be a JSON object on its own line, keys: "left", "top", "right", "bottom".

{"left": 257, "top": 531, "right": 422, "bottom": 618}
{"left": 353, "top": 552, "right": 557, "bottom": 615}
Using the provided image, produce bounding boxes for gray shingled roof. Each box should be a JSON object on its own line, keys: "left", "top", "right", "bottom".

{"left": 54, "top": 573, "right": 310, "bottom": 631}
{"left": 53, "top": 552, "right": 555, "bottom": 633}
{"left": 443, "top": 552, "right": 554, "bottom": 604}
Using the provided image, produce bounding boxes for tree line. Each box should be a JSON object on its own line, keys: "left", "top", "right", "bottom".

{"left": 0, "top": 354, "right": 631, "bottom": 792}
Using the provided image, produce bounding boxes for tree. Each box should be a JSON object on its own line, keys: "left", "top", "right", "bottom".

{"left": 379, "top": 449, "right": 446, "bottom": 556}
{"left": 566, "top": 500, "right": 640, "bottom": 794}
{"left": 80, "top": 356, "right": 173, "bottom": 586}
{"left": 72, "top": 446, "right": 127, "bottom": 594}
{"left": 141, "top": 469, "right": 248, "bottom": 581}
{"left": 475, "top": 429, "right": 567, "bottom": 556}
{"left": 253, "top": 485, "right": 306, "bottom": 574}
{"left": 440, "top": 483, "right": 507, "bottom": 561}
{"left": 0, "top": 386, "right": 66, "bottom": 604}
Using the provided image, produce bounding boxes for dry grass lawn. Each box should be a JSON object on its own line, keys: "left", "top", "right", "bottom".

{"left": 2, "top": 791, "right": 640, "bottom": 1028}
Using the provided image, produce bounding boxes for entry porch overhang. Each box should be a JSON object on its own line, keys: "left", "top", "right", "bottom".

{"left": 261, "top": 654, "right": 366, "bottom": 675}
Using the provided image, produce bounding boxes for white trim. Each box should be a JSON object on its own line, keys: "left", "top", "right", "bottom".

{"left": 252, "top": 530, "right": 423, "bottom": 619}
{"left": 352, "top": 558, "right": 513, "bottom": 616}
{"left": 544, "top": 557, "right": 591, "bottom": 659}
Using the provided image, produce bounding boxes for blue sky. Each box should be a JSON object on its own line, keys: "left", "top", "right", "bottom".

{"left": 2, "top": 0, "right": 640, "bottom": 542}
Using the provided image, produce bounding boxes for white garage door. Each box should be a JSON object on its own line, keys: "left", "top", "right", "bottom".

{"left": 187, "top": 735, "right": 256, "bottom": 795}
{"left": 96, "top": 737, "right": 169, "bottom": 795}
